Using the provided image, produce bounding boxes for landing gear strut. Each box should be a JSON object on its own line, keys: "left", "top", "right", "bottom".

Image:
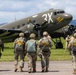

{"left": 53, "top": 38, "right": 63, "bottom": 49}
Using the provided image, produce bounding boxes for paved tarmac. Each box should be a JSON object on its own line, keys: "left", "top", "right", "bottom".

{"left": 0, "top": 61, "right": 75, "bottom": 75}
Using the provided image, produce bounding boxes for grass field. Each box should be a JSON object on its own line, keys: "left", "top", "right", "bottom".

{"left": 0, "top": 38, "right": 72, "bottom": 62}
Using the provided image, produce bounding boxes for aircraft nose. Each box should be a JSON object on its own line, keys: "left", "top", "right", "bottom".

{"left": 64, "top": 14, "right": 73, "bottom": 20}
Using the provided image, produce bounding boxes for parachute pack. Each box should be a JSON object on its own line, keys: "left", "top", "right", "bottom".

{"left": 15, "top": 38, "right": 25, "bottom": 50}
{"left": 72, "top": 39, "right": 76, "bottom": 51}
{"left": 40, "top": 38, "right": 51, "bottom": 52}
{"left": 40, "top": 38, "right": 50, "bottom": 46}
{"left": 71, "top": 39, "right": 76, "bottom": 55}
{"left": 27, "top": 40, "right": 36, "bottom": 52}
{"left": 16, "top": 38, "right": 24, "bottom": 46}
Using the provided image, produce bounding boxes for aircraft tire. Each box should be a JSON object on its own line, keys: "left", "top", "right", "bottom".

{"left": 55, "top": 41, "right": 63, "bottom": 49}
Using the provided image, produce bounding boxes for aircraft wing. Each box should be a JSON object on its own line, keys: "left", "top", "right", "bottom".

{"left": 0, "top": 29, "right": 22, "bottom": 41}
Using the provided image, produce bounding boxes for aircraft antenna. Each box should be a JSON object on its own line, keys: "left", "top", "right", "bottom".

{"left": 15, "top": 16, "right": 16, "bottom": 21}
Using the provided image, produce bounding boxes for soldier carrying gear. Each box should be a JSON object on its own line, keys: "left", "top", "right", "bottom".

{"left": 65, "top": 35, "right": 70, "bottom": 49}
{"left": 14, "top": 32, "right": 26, "bottom": 72}
{"left": 68, "top": 33, "right": 76, "bottom": 74}
{"left": 26, "top": 33, "right": 37, "bottom": 73}
{"left": 38, "top": 31, "right": 52, "bottom": 72}
{"left": 43, "top": 31, "right": 48, "bottom": 36}
{"left": 19, "top": 33, "right": 24, "bottom": 37}
{"left": 0, "top": 39, "right": 4, "bottom": 58}
{"left": 43, "top": 31, "right": 52, "bottom": 40}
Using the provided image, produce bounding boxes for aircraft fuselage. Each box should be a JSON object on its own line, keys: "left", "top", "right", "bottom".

{"left": 0, "top": 8, "right": 72, "bottom": 41}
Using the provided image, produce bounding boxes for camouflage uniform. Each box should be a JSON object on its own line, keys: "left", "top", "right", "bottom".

{"left": 14, "top": 33, "right": 26, "bottom": 72}
{"left": 26, "top": 33, "right": 37, "bottom": 73}
{"left": 38, "top": 31, "right": 52, "bottom": 72}
{"left": 68, "top": 33, "right": 76, "bottom": 74}
{"left": 27, "top": 52, "right": 37, "bottom": 73}
{"left": 65, "top": 35, "right": 70, "bottom": 49}
{"left": 0, "top": 39, "right": 4, "bottom": 58}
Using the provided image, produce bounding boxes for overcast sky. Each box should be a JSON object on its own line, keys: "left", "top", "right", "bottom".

{"left": 0, "top": 0, "right": 76, "bottom": 24}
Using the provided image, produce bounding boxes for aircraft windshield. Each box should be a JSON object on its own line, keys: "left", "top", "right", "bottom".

{"left": 54, "top": 11, "right": 65, "bottom": 15}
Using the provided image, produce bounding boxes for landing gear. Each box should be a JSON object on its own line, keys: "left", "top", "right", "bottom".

{"left": 55, "top": 41, "right": 63, "bottom": 49}
{"left": 53, "top": 38, "right": 63, "bottom": 49}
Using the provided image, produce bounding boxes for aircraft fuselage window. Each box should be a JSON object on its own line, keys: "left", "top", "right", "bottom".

{"left": 54, "top": 11, "right": 65, "bottom": 15}
{"left": 54, "top": 12, "right": 57, "bottom": 15}
{"left": 17, "top": 25, "right": 20, "bottom": 28}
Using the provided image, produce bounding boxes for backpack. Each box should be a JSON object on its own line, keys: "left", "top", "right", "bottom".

{"left": 27, "top": 40, "right": 36, "bottom": 52}
{"left": 15, "top": 38, "right": 25, "bottom": 49}
{"left": 71, "top": 40, "right": 76, "bottom": 55}
{"left": 40, "top": 38, "right": 50, "bottom": 46}
{"left": 40, "top": 38, "right": 51, "bottom": 52}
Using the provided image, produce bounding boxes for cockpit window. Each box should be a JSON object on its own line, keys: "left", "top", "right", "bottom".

{"left": 60, "top": 11, "right": 65, "bottom": 13}
{"left": 54, "top": 11, "right": 65, "bottom": 15}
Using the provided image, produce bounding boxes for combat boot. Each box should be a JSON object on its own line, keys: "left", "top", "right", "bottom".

{"left": 45, "top": 68, "right": 49, "bottom": 72}
{"left": 28, "top": 69, "right": 31, "bottom": 73}
{"left": 33, "top": 68, "right": 36, "bottom": 72}
{"left": 42, "top": 67, "right": 45, "bottom": 72}
{"left": 14, "top": 66, "right": 18, "bottom": 72}
{"left": 20, "top": 68, "right": 23, "bottom": 72}
{"left": 73, "top": 69, "right": 76, "bottom": 74}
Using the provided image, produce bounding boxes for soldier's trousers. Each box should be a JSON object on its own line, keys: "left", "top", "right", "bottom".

{"left": 41, "top": 53, "right": 50, "bottom": 70}
{"left": 65, "top": 41, "right": 69, "bottom": 49}
{"left": 71, "top": 51, "right": 76, "bottom": 69}
{"left": 14, "top": 50, "right": 24, "bottom": 68}
{"left": 27, "top": 52, "right": 37, "bottom": 71}
{"left": 0, "top": 49, "right": 2, "bottom": 58}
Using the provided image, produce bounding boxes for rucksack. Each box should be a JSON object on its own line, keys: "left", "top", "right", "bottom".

{"left": 40, "top": 38, "right": 50, "bottom": 46}
{"left": 16, "top": 38, "right": 24, "bottom": 45}
{"left": 72, "top": 40, "right": 76, "bottom": 51}
{"left": 15, "top": 38, "right": 25, "bottom": 48}
{"left": 40, "top": 38, "right": 51, "bottom": 52}
{"left": 71, "top": 40, "right": 76, "bottom": 55}
{"left": 27, "top": 40, "right": 36, "bottom": 52}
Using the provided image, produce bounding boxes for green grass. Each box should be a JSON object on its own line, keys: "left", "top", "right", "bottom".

{"left": 0, "top": 38, "right": 72, "bottom": 62}
{"left": 50, "top": 49, "right": 72, "bottom": 61}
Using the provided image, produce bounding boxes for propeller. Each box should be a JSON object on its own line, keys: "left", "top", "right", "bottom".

{"left": 68, "top": 25, "right": 75, "bottom": 33}
{"left": 28, "top": 19, "right": 48, "bottom": 39}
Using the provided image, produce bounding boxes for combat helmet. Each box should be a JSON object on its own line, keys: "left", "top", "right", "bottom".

{"left": 30, "top": 33, "right": 36, "bottom": 38}
{"left": 19, "top": 33, "right": 24, "bottom": 37}
{"left": 43, "top": 31, "right": 48, "bottom": 36}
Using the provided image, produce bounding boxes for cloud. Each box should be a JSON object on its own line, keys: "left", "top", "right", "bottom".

{"left": 0, "top": 0, "right": 76, "bottom": 23}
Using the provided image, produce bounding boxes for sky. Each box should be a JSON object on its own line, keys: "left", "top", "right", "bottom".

{"left": 0, "top": 0, "right": 76, "bottom": 24}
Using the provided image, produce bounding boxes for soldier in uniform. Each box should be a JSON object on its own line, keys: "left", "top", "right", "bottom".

{"left": 65, "top": 35, "right": 70, "bottom": 49}
{"left": 14, "top": 32, "right": 26, "bottom": 72}
{"left": 26, "top": 33, "right": 37, "bottom": 73}
{"left": 0, "top": 39, "right": 4, "bottom": 58}
{"left": 38, "top": 31, "right": 52, "bottom": 72}
{"left": 68, "top": 33, "right": 76, "bottom": 74}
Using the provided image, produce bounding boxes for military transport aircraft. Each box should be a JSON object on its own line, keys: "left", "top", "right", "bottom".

{"left": 0, "top": 8, "right": 73, "bottom": 48}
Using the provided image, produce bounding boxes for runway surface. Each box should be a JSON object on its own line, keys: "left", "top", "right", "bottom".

{"left": 0, "top": 61, "right": 75, "bottom": 75}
